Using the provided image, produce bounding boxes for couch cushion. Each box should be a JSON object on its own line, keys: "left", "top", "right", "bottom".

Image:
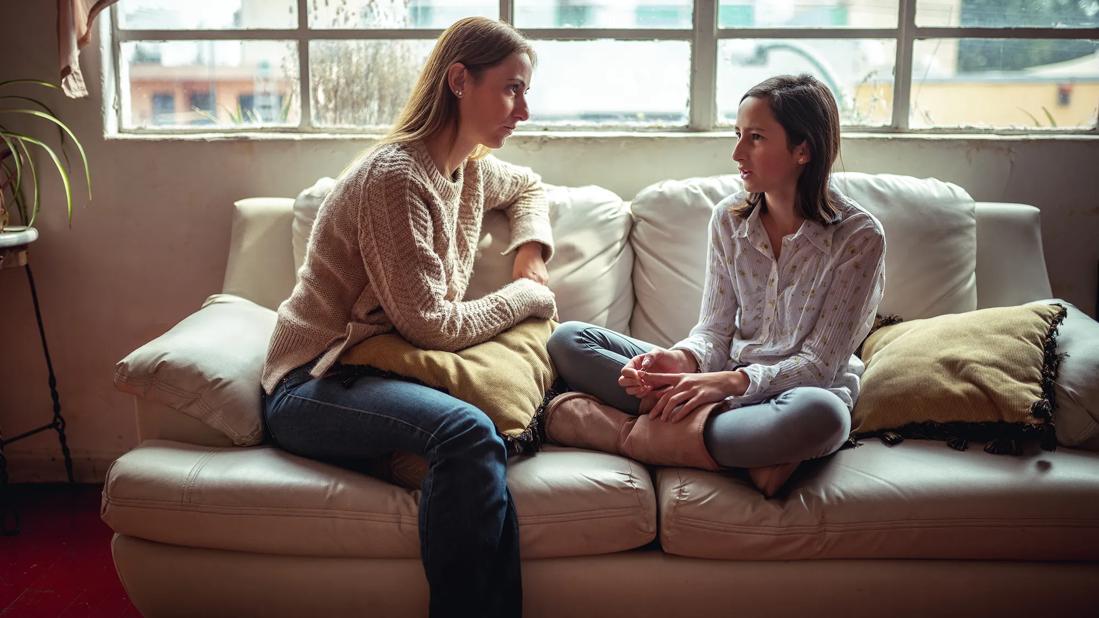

{"left": 114, "top": 294, "right": 275, "bottom": 447}
{"left": 629, "top": 175, "right": 743, "bottom": 345}
{"left": 832, "top": 173, "right": 976, "bottom": 319}
{"left": 628, "top": 172, "right": 976, "bottom": 346}
{"left": 657, "top": 440, "right": 1099, "bottom": 560}
{"left": 1032, "top": 299, "right": 1099, "bottom": 451}
{"left": 102, "top": 442, "right": 655, "bottom": 560}
{"left": 467, "top": 184, "right": 634, "bottom": 333}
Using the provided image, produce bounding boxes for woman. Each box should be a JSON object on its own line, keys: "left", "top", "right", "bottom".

{"left": 546, "top": 74, "right": 886, "bottom": 497}
{"left": 262, "top": 17, "right": 553, "bottom": 618}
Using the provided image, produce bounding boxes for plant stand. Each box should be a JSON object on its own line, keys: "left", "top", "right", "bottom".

{"left": 0, "top": 228, "right": 75, "bottom": 536}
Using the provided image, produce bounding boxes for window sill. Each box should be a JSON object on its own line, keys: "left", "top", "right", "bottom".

{"left": 103, "top": 128, "right": 1099, "bottom": 143}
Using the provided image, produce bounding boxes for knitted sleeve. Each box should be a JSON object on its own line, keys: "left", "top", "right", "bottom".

{"left": 480, "top": 155, "right": 555, "bottom": 261}
{"left": 358, "top": 169, "right": 556, "bottom": 352}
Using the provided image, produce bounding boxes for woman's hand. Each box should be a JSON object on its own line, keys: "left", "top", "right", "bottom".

{"left": 640, "top": 370, "right": 750, "bottom": 423}
{"left": 512, "top": 242, "right": 549, "bottom": 285}
{"left": 619, "top": 348, "right": 698, "bottom": 398}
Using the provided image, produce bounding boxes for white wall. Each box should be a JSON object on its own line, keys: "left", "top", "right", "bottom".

{"left": 1, "top": 3, "right": 1097, "bottom": 482}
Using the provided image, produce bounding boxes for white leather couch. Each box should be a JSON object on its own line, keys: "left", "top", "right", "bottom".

{"left": 102, "top": 172, "right": 1099, "bottom": 617}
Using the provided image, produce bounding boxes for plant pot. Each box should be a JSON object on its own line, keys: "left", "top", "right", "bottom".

{"left": 0, "top": 226, "right": 38, "bottom": 249}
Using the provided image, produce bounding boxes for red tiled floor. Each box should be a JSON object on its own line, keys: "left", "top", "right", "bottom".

{"left": 0, "top": 484, "right": 140, "bottom": 617}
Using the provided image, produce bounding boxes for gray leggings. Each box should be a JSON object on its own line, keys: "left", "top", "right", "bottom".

{"left": 546, "top": 321, "right": 851, "bottom": 468}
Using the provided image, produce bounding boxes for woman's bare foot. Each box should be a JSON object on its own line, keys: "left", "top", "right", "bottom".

{"left": 748, "top": 461, "right": 801, "bottom": 498}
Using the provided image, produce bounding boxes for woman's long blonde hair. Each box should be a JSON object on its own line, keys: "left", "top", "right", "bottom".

{"left": 377, "top": 17, "right": 535, "bottom": 161}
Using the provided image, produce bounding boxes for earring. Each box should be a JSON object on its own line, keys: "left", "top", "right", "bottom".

{"left": 456, "top": 90, "right": 463, "bottom": 98}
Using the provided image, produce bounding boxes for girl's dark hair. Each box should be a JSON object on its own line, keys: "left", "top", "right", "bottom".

{"left": 733, "top": 74, "right": 842, "bottom": 225}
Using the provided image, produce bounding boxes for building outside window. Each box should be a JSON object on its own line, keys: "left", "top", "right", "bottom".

{"left": 109, "top": 0, "right": 1099, "bottom": 133}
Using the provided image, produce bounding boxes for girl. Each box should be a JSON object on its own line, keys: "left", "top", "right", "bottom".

{"left": 546, "top": 74, "right": 886, "bottom": 497}
{"left": 262, "top": 17, "right": 554, "bottom": 618}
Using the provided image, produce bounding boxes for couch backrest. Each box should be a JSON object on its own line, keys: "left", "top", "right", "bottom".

{"left": 222, "top": 176, "right": 1052, "bottom": 347}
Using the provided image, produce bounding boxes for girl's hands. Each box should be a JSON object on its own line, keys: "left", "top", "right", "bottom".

{"left": 619, "top": 348, "right": 698, "bottom": 398}
{"left": 512, "top": 242, "right": 549, "bottom": 285}
{"left": 641, "top": 370, "right": 750, "bottom": 423}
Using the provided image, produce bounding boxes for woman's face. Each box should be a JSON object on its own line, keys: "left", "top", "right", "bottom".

{"left": 731, "top": 96, "right": 807, "bottom": 195}
{"left": 459, "top": 52, "right": 532, "bottom": 149}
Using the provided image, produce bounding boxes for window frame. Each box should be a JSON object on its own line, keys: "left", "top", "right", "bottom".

{"left": 109, "top": 0, "right": 1099, "bottom": 135}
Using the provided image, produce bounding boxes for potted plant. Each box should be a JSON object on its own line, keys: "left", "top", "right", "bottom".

{"left": 0, "top": 79, "right": 91, "bottom": 235}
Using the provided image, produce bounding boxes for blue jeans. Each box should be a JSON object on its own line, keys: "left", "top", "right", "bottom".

{"left": 264, "top": 363, "right": 521, "bottom": 618}
{"left": 547, "top": 321, "right": 851, "bottom": 468}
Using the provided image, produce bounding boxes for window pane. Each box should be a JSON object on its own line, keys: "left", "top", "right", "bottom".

{"left": 310, "top": 40, "right": 435, "bottom": 127}
{"left": 309, "top": 0, "right": 495, "bottom": 29}
{"left": 120, "top": 41, "right": 300, "bottom": 128}
{"left": 911, "top": 38, "right": 1099, "bottom": 128}
{"left": 526, "top": 41, "right": 690, "bottom": 126}
{"left": 718, "top": 0, "right": 898, "bottom": 28}
{"left": 117, "top": 0, "right": 297, "bottom": 29}
{"left": 916, "top": 0, "right": 1099, "bottom": 28}
{"left": 515, "top": 1, "right": 692, "bottom": 28}
{"left": 716, "top": 39, "right": 896, "bottom": 126}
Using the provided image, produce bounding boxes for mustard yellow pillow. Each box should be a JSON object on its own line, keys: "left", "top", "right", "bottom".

{"left": 340, "top": 319, "right": 557, "bottom": 455}
{"left": 853, "top": 303, "right": 1067, "bottom": 454}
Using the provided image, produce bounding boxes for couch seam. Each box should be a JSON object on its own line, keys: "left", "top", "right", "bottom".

{"left": 671, "top": 515, "right": 1099, "bottom": 535}
{"left": 180, "top": 449, "right": 217, "bottom": 506}
{"left": 102, "top": 496, "right": 643, "bottom": 526}
{"left": 621, "top": 459, "right": 655, "bottom": 536}
{"left": 103, "top": 498, "right": 420, "bottom": 524}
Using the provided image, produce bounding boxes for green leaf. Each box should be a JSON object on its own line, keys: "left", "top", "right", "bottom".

{"left": 14, "top": 137, "right": 40, "bottom": 226}
{"left": 1041, "top": 106, "right": 1058, "bottom": 128}
{"left": 1, "top": 132, "right": 24, "bottom": 197}
{"left": 0, "top": 95, "right": 72, "bottom": 167}
{"left": 3, "top": 132, "right": 73, "bottom": 226}
{"left": 0, "top": 108, "right": 91, "bottom": 200}
{"left": 1, "top": 148, "right": 39, "bottom": 227}
{"left": 0, "top": 79, "right": 62, "bottom": 92}
{"left": 1017, "top": 107, "right": 1041, "bottom": 126}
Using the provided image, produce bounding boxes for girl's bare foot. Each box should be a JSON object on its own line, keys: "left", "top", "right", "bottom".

{"left": 748, "top": 461, "right": 801, "bottom": 497}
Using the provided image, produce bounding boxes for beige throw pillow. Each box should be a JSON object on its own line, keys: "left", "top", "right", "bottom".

{"left": 853, "top": 303, "right": 1067, "bottom": 454}
{"left": 114, "top": 294, "right": 275, "bottom": 446}
{"left": 339, "top": 319, "right": 557, "bottom": 451}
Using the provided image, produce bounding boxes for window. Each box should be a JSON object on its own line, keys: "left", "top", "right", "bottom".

{"left": 110, "top": 0, "right": 1099, "bottom": 133}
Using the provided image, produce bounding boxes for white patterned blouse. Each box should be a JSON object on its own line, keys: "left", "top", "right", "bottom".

{"left": 671, "top": 187, "right": 887, "bottom": 410}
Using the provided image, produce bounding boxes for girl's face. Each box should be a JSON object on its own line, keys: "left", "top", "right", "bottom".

{"left": 459, "top": 52, "right": 532, "bottom": 149}
{"left": 731, "top": 96, "right": 808, "bottom": 196}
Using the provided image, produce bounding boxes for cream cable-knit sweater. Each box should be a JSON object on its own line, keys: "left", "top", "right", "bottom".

{"left": 261, "top": 140, "right": 557, "bottom": 394}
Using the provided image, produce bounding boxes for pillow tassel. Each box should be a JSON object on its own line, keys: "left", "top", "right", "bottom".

{"left": 513, "top": 378, "right": 567, "bottom": 457}
{"left": 1039, "top": 423, "right": 1058, "bottom": 452}
{"left": 946, "top": 437, "right": 969, "bottom": 451}
{"left": 1030, "top": 302, "right": 1068, "bottom": 452}
{"left": 984, "top": 437, "right": 1021, "bottom": 456}
{"left": 879, "top": 431, "right": 904, "bottom": 446}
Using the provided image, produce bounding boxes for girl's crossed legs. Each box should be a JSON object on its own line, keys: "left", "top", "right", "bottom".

{"left": 546, "top": 321, "right": 850, "bottom": 469}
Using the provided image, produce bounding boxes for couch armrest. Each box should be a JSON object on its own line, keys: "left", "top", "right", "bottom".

{"left": 975, "top": 202, "right": 1053, "bottom": 309}
{"left": 223, "top": 198, "right": 296, "bottom": 311}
